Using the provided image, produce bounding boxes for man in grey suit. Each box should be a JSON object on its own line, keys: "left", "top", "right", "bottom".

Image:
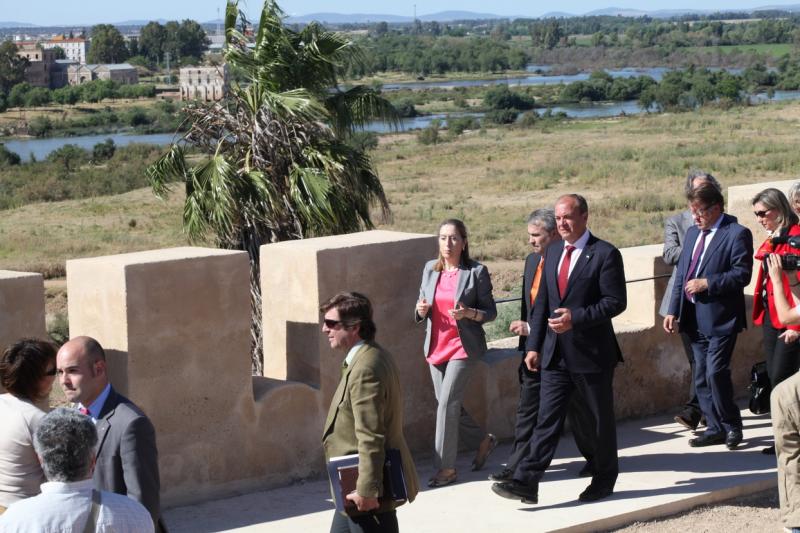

{"left": 660, "top": 170, "right": 722, "bottom": 431}
{"left": 56, "top": 336, "right": 164, "bottom": 532}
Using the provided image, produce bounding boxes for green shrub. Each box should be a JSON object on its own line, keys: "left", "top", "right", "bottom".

{"left": 417, "top": 121, "right": 441, "bottom": 145}
{"left": 28, "top": 116, "right": 54, "bottom": 137}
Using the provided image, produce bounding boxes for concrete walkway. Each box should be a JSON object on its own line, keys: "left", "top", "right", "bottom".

{"left": 164, "top": 405, "right": 777, "bottom": 532}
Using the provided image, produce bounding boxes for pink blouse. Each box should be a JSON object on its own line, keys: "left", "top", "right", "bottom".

{"left": 427, "top": 270, "right": 468, "bottom": 365}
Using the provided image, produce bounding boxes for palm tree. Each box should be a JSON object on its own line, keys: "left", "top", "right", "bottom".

{"left": 147, "top": 0, "right": 396, "bottom": 373}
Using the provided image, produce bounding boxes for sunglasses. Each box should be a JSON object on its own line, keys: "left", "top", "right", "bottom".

{"left": 753, "top": 210, "right": 771, "bottom": 218}
{"left": 323, "top": 319, "right": 343, "bottom": 329}
{"left": 44, "top": 368, "right": 57, "bottom": 376}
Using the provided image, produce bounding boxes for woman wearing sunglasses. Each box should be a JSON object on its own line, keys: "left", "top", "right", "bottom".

{"left": 0, "top": 339, "right": 57, "bottom": 513}
{"left": 752, "top": 188, "right": 800, "bottom": 455}
{"left": 415, "top": 218, "right": 497, "bottom": 488}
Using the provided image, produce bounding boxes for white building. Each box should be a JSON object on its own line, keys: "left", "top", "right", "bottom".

{"left": 41, "top": 37, "right": 89, "bottom": 64}
{"left": 180, "top": 65, "right": 229, "bottom": 102}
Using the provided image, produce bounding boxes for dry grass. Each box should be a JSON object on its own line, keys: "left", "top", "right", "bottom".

{"left": 3, "top": 100, "right": 800, "bottom": 306}
{"left": 373, "top": 102, "right": 800, "bottom": 295}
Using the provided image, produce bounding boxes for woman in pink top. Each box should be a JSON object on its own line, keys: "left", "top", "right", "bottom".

{"left": 415, "top": 219, "right": 497, "bottom": 487}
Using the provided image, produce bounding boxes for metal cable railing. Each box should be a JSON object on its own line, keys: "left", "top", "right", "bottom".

{"left": 493, "top": 273, "right": 671, "bottom": 305}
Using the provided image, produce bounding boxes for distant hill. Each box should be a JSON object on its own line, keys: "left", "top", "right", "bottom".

{"left": 285, "top": 13, "right": 411, "bottom": 24}
{"left": 284, "top": 10, "right": 518, "bottom": 24}
{"left": 417, "top": 11, "right": 514, "bottom": 21}
{"left": 0, "top": 21, "right": 37, "bottom": 28}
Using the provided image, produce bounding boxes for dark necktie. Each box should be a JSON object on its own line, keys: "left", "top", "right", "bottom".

{"left": 341, "top": 361, "right": 348, "bottom": 378}
{"left": 685, "top": 229, "right": 710, "bottom": 301}
{"left": 558, "top": 245, "right": 575, "bottom": 299}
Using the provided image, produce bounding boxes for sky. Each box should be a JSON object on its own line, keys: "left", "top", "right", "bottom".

{"left": 6, "top": 0, "right": 800, "bottom": 26}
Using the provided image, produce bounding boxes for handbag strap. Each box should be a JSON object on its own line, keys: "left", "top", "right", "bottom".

{"left": 82, "top": 489, "right": 102, "bottom": 533}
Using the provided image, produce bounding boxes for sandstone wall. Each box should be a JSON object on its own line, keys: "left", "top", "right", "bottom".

{"left": 0, "top": 271, "right": 47, "bottom": 393}
{"left": 0, "top": 179, "right": 789, "bottom": 507}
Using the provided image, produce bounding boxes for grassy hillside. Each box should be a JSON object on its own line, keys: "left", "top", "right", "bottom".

{"left": 3, "top": 100, "right": 799, "bottom": 293}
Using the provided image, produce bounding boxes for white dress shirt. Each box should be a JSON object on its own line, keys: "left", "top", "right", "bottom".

{"left": 557, "top": 229, "right": 591, "bottom": 279}
{"left": 0, "top": 479, "right": 154, "bottom": 533}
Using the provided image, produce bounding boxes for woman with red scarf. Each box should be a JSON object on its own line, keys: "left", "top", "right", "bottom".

{"left": 753, "top": 188, "right": 800, "bottom": 455}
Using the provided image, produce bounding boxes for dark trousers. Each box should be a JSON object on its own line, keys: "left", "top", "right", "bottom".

{"left": 689, "top": 329, "right": 742, "bottom": 435}
{"left": 512, "top": 357, "right": 617, "bottom": 489}
{"left": 679, "top": 332, "right": 702, "bottom": 419}
{"left": 330, "top": 510, "right": 398, "bottom": 533}
{"left": 762, "top": 305, "right": 800, "bottom": 390}
{"left": 506, "top": 359, "right": 596, "bottom": 471}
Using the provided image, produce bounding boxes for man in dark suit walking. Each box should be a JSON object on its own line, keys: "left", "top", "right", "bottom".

{"left": 56, "top": 336, "right": 164, "bottom": 531}
{"left": 492, "top": 194, "right": 627, "bottom": 504}
{"left": 490, "top": 208, "right": 595, "bottom": 482}
{"left": 663, "top": 183, "right": 753, "bottom": 449}
{"left": 661, "top": 171, "right": 722, "bottom": 431}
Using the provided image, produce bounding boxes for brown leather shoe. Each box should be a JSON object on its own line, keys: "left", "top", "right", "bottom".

{"left": 471, "top": 433, "right": 498, "bottom": 471}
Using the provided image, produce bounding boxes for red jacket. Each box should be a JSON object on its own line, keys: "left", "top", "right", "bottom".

{"left": 753, "top": 224, "right": 800, "bottom": 330}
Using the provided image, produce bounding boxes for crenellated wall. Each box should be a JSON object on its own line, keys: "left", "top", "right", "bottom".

{"left": 0, "top": 270, "right": 47, "bottom": 393}
{"left": 0, "top": 180, "right": 788, "bottom": 507}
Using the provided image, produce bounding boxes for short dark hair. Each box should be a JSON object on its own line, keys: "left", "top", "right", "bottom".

{"left": 320, "top": 292, "right": 376, "bottom": 341}
{"left": 34, "top": 408, "right": 98, "bottom": 482}
{"left": 558, "top": 194, "right": 589, "bottom": 214}
{"left": 687, "top": 182, "right": 725, "bottom": 211}
{"left": 0, "top": 338, "right": 57, "bottom": 400}
{"left": 80, "top": 336, "right": 106, "bottom": 363}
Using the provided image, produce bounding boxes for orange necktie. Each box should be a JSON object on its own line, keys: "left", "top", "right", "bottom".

{"left": 530, "top": 260, "right": 544, "bottom": 305}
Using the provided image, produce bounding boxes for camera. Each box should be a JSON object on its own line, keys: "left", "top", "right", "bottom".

{"left": 766, "top": 253, "right": 800, "bottom": 271}
{"left": 765, "top": 235, "right": 800, "bottom": 271}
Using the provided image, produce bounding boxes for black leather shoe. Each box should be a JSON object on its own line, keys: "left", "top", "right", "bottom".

{"left": 689, "top": 432, "right": 725, "bottom": 447}
{"left": 674, "top": 412, "right": 700, "bottom": 431}
{"left": 489, "top": 468, "right": 513, "bottom": 482}
{"left": 578, "top": 462, "right": 594, "bottom": 478}
{"left": 491, "top": 480, "right": 538, "bottom": 504}
{"left": 725, "top": 429, "right": 743, "bottom": 450}
{"left": 578, "top": 483, "right": 614, "bottom": 502}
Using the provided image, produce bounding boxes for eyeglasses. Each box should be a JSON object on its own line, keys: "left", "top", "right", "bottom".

{"left": 690, "top": 205, "right": 715, "bottom": 217}
{"left": 754, "top": 209, "right": 772, "bottom": 218}
{"left": 323, "top": 319, "right": 343, "bottom": 329}
{"left": 44, "top": 368, "right": 57, "bottom": 376}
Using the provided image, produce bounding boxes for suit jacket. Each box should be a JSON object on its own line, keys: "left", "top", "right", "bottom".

{"left": 322, "top": 342, "right": 419, "bottom": 509}
{"left": 94, "top": 386, "right": 162, "bottom": 531}
{"left": 526, "top": 233, "right": 627, "bottom": 373}
{"left": 659, "top": 210, "right": 695, "bottom": 317}
{"left": 415, "top": 259, "right": 497, "bottom": 359}
{"left": 518, "top": 253, "right": 542, "bottom": 351}
{"left": 668, "top": 213, "right": 753, "bottom": 336}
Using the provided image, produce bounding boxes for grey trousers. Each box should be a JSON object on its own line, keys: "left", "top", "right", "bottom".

{"left": 429, "top": 358, "right": 485, "bottom": 470}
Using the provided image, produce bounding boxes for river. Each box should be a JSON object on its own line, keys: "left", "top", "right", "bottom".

{"left": 2, "top": 72, "right": 797, "bottom": 161}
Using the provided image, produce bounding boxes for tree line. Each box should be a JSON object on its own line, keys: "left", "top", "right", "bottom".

{"left": 1, "top": 79, "right": 155, "bottom": 112}
{"left": 347, "top": 34, "right": 528, "bottom": 76}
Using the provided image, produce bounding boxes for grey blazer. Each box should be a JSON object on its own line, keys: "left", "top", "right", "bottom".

{"left": 415, "top": 259, "right": 497, "bottom": 359}
{"left": 94, "top": 386, "right": 164, "bottom": 532}
{"left": 659, "top": 210, "right": 695, "bottom": 317}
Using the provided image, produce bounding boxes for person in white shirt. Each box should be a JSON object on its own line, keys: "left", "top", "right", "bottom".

{"left": 0, "top": 407, "right": 154, "bottom": 533}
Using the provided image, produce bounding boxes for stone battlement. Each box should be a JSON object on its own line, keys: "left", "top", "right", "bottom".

{"left": 0, "top": 180, "right": 786, "bottom": 508}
